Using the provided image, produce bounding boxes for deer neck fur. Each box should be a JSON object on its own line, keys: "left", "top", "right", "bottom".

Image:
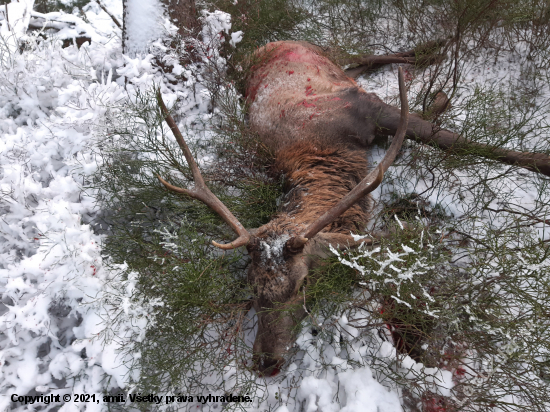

{"left": 273, "top": 141, "right": 371, "bottom": 234}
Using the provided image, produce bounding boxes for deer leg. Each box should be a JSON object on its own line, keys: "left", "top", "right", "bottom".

{"left": 344, "top": 39, "right": 447, "bottom": 79}
{"left": 344, "top": 55, "right": 415, "bottom": 78}
{"left": 372, "top": 100, "right": 550, "bottom": 178}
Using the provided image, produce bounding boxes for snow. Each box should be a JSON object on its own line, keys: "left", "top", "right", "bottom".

{"left": 338, "top": 368, "right": 402, "bottom": 412}
{"left": 0, "top": 1, "right": 160, "bottom": 409}
{"left": 0, "top": 1, "right": 548, "bottom": 411}
{"left": 0, "top": 0, "right": 34, "bottom": 54}
{"left": 124, "top": 0, "right": 164, "bottom": 56}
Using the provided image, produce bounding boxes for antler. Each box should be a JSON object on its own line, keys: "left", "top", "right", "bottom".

{"left": 156, "top": 91, "right": 251, "bottom": 250}
{"left": 287, "top": 67, "right": 409, "bottom": 250}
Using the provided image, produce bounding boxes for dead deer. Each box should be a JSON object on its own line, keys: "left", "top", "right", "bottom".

{"left": 156, "top": 40, "right": 408, "bottom": 375}
{"left": 155, "top": 40, "right": 549, "bottom": 375}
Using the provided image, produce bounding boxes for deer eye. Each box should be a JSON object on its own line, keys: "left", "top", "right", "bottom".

{"left": 246, "top": 238, "right": 260, "bottom": 254}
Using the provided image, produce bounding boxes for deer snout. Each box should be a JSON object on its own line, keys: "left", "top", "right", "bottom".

{"left": 252, "top": 304, "right": 306, "bottom": 376}
{"left": 252, "top": 349, "right": 284, "bottom": 377}
{"left": 252, "top": 315, "right": 291, "bottom": 376}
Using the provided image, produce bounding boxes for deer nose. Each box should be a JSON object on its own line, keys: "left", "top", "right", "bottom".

{"left": 254, "top": 353, "right": 283, "bottom": 377}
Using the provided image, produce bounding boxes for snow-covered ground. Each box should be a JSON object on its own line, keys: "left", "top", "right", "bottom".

{"left": 0, "top": 1, "right": 137, "bottom": 410}
{"left": 1, "top": 1, "right": 549, "bottom": 411}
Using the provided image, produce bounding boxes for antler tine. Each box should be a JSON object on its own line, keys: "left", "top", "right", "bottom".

{"left": 289, "top": 67, "right": 409, "bottom": 249}
{"left": 156, "top": 91, "right": 251, "bottom": 249}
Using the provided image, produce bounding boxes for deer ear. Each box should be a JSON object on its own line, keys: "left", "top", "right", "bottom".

{"left": 248, "top": 228, "right": 260, "bottom": 236}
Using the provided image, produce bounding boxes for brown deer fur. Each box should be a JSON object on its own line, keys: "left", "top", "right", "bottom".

{"left": 274, "top": 143, "right": 371, "bottom": 233}
{"left": 246, "top": 42, "right": 382, "bottom": 154}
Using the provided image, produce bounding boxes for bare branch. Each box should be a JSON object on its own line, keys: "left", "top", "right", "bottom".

{"left": 95, "top": 0, "right": 122, "bottom": 29}
{"left": 485, "top": 207, "right": 550, "bottom": 227}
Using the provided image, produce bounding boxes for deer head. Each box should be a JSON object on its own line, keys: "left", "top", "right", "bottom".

{"left": 156, "top": 48, "right": 408, "bottom": 375}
